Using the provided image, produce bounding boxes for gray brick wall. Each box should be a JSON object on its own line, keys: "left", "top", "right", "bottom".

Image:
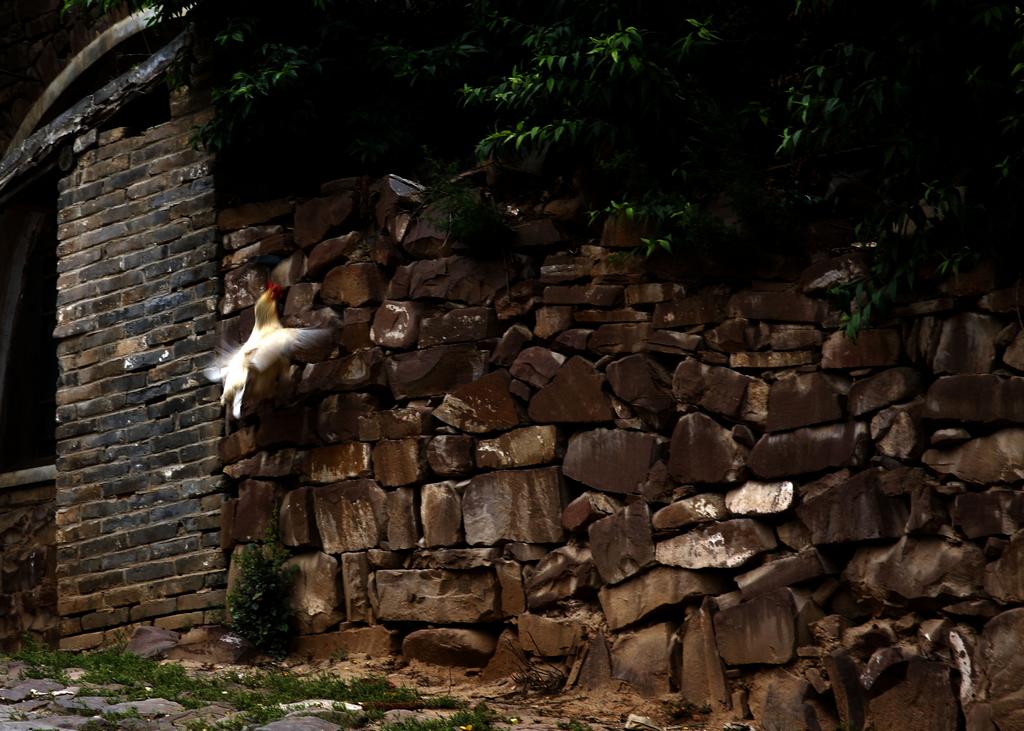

{"left": 53, "top": 105, "right": 225, "bottom": 650}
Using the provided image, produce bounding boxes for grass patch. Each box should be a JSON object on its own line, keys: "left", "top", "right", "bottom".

{"left": 7, "top": 641, "right": 462, "bottom": 728}
{"left": 380, "top": 705, "right": 498, "bottom": 731}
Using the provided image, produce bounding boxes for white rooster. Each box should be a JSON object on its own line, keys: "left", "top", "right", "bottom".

{"left": 208, "top": 282, "right": 332, "bottom": 427}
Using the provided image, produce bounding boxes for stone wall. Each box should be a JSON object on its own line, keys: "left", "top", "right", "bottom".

{"left": 52, "top": 95, "right": 225, "bottom": 650}
{"left": 215, "top": 175, "right": 1024, "bottom": 730}
{"left": 0, "top": 479, "right": 56, "bottom": 650}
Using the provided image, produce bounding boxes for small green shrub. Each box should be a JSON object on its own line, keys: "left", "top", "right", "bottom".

{"left": 227, "top": 528, "right": 296, "bottom": 659}
{"left": 420, "top": 158, "right": 512, "bottom": 253}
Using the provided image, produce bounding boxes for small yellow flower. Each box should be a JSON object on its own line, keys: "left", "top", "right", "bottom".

{"left": 458, "top": 725, "right": 474, "bottom": 731}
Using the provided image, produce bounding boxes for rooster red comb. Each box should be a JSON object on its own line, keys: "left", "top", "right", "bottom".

{"left": 265, "top": 282, "right": 283, "bottom": 299}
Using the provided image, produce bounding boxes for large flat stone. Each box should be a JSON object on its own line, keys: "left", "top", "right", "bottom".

{"left": 750, "top": 422, "right": 869, "bottom": 478}
{"left": 766, "top": 372, "right": 843, "bottom": 432}
{"left": 606, "top": 354, "right": 674, "bottom": 423}
{"left": 797, "top": 470, "right": 907, "bottom": 545}
{"left": 293, "top": 625, "right": 399, "bottom": 658}
{"left": 524, "top": 545, "right": 601, "bottom": 609}
{"left": 844, "top": 536, "right": 985, "bottom": 603}
{"left": 340, "top": 552, "right": 372, "bottom": 622}
{"left": 421, "top": 481, "right": 463, "bottom": 547}
{"left": 923, "top": 374, "right": 1024, "bottom": 422}
{"left": 518, "top": 613, "right": 582, "bottom": 657}
{"left": 952, "top": 490, "right": 1024, "bottom": 538}
{"left": 385, "top": 345, "right": 487, "bottom": 399}
{"left": 974, "top": 608, "right": 1024, "bottom": 730}
{"left": 402, "top": 628, "right": 497, "bottom": 667}
{"left": 931, "top": 312, "right": 1001, "bottom": 374}
{"left": 370, "top": 300, "right": 423, "bottom": 348}
{"left": 563, "top": 429, "right": 663, "bottom": 494}
{"left": 462, "top": 467, "right": 566, "bottom": 545}
{"left": 426, "top": 435, "right": 475, "bottom": 476}
{"left": 923, "top": 428, "right": 1024, "bottom": 484}
{"left": 588, "top": 502, "right": 655, "bottom": 585}
{"left": 727, "top": 291, "right": 831, "bottom": 324}
{"left": 713, "top": 588, "right": 797, "bottom": 664}
{"left": 322, "top": 263, "right": 384, "bottom": 306}
{"left": 610, "top": 622, "right": 675, "bottom": 696}
{"left": 849, "top": 368, "right": 923, "bottom": 417}
{"left": 735, "top": 548, "right": 833, "bottom": 599}
{"left": 656, "top": 519, "right": 776, "bottom": 569}
{"left": 418, "top": 306, "right": 498, "bottom": 348}
{"left": 390, "top": 255, "right": 512, "bottom": 305}
{"left": 528, "top": 356, "right": 614, "bottom": 423}
{"left": 313, "top": 480, "right": 387, "bottom": 553}
{"left": 476, "top": 425, "right": 557, "bottom": 469}
{"left": 821, "top": 329, "right": 901, "bottom": 369}
{"left": 867, "top": 658, "right": 959, "bottom": 731}
{"left": 386, "top": 486, "right": 419, "bottom": 550}
{"left": 668, "top": 412, "right": 748, "bottom": 484}
{"left": 279, "top": 487, "right": 318, "bottom": 547}
{"left": 599, "top": 566, "right": 727, "bottom": 630}
{"left": 432, "top": 370, "right": 520, "bottom": 433}
{"left": 317, "top": 393, "right": 377, "bottom": 443}
{"left": 653, "top": 294, "right": 729, "bottom": 328}
{"left": 284, "top": 552, "right": 342, "bottom": 634}
{"left": 678, "top": 602, "right": 730, "bottom": 711}
{"left": 305, "top": 443, "right": 372, "bottom": 483}
{"left": 652, "top": 493, "right": 728, "bottom": 530}
{"left": 984, "top": 529, "right": 1024, "bottom": 602}
{"left": 374, "top": 569, "right": 499, "bottom": 622}
{"left": 672, "top": 359, "right": 768, "bottom": 425}
{"left": 299, "top": 349, "right": 387, "bottom": 394}
{"left": 725, "top": 480, "right": 794, "bottom": 516}
{"left": 371, "top": 438, "right": 426, "bottom": 486}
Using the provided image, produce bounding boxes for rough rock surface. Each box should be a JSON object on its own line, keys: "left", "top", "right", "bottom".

{"left": 656, "top": 519, "right": 776, "bottom": 569}
{"left": 401, "top": 628, "right": 497, "bottom": 667}
{"left": 375, "top": 569, "right": 500, "bottom": 622}
{"left": 922, "top": 428, "right": 1024, "bottom": 483}
{"left": 713, "top": 588, "right": 797, "bottom": 665}
{"left": 563, "top": 429, "right": 662, "bottom": 494}
{"left": 844, "top": 536, "right": 986, "bottom": 602}
{"left": 528, "top": 356, "right": 614, "bottom": 423}
{"left": 475, "top": 425, "right": 557, "bottom": 469}
{"left": 462, "top": 467, "right": 566, "bottom": 545}
{"left": 668, "top": 412, "right": 749, "bottom": 484}
{"left": 588, "top": 502, "right": 655, "bottom": 585}
{"left": 313, "top": 480, "right": 387, "bottom": 553}
{"left": 750, "top": 422, "right": 869, "bottom": 478}
{"left": 599, "top": 566, "right": 727, "bottom": 631}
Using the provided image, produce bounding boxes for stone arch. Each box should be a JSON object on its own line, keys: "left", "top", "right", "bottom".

{"left": 4, "top": 8, "right": 156, "bottom": 157}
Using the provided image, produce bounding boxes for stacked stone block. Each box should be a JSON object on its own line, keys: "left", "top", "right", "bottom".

{"left": 53, "top": 104, "right": 224, "bottom": 649}
{"left": 216, "top": 175, "right": 1024, "bottom": 730}
{"left": 0, "top": 480, "right": 56, "bottom": 650}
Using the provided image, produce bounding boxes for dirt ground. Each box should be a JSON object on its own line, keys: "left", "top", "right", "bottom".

{"left": 273, "top": 652, "right": 718, "bottom": 731}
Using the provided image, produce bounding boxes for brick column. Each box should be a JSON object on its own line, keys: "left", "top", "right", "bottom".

{"left": 52, "top": 103, "right": 226, "bottom": 649}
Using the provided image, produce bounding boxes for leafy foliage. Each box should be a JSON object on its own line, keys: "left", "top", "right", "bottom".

{"left": 63, "top": 0, "right": 1024, "bottom": 328}
{"left": 226, "top": 527, "right": 296, "bottom": 658}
